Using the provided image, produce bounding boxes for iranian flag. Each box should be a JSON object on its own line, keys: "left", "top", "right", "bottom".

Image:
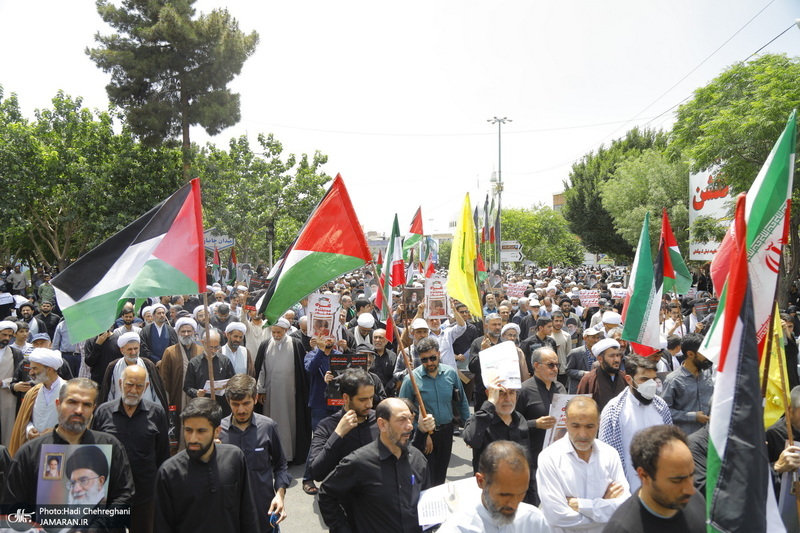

{"left": 257, "top": 174, "right": 372, "bottom": 324}
{"left": 52, "top": 179, "right": 205, "bottom": 342}
{"left": 660, "top": 208, "right": 692, "bottom": 295}
{"left": 402, "top": 206, "right": 424, "bottom": 261}
{"left": 710, "top": 110, "right": 796, "bottom": 355}
{"left": 621, "top": 211, "right": 662, "bottom": 354}
{"left": 705, "top": 194, "right": 784, "bottom": 533}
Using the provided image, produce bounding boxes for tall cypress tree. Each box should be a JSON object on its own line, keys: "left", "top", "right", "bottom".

{"left": 87, "top": 0, "right": 259, "bottom": 179}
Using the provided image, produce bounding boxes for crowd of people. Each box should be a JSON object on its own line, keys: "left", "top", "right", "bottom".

{"left": 0, "top": 263, "right": 796, "bottom": 531}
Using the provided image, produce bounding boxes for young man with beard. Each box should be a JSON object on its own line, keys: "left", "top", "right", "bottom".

{"left": 222, "top": 322, "right": 255, "bottom": 376}
{"left": 8, "top": 348, "right": 66, "bottom": 455}
{"left": 17, "top": 302, "right": 46, "bottom": 342}
{"left": 319, "top": 397, "right": 431, "bottom": 533}
{"left": 93, "top": 365, "right": 170, "bottom": 533}
{"left": 220, "top": 374, "right": 290, "bottom": 532}
{"left": 659, "top": 333, "right": 714, "bottom": 436}
{"left": 537, "top": 396, "right": 629, "bottom": 533}
{"left": 155, "top": 397, "right": 259, "bottom": 532}
{"left": 576, "top": 338, "right": 628, "bottom": 412}
{"left": 603, "top": 425, "right": 705, "bottom": 533}
{"left": 599, "top": 355, "right": 672, "bottom": 493}
{"left": 6, "top": 378, "right": 134, "bottom": 528}
{"left": 438, "top": 441, "right": 550, "bottom": 532}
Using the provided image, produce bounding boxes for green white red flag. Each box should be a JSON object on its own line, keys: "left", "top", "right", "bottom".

{"left": 402, "top": 206, "right": 423, "bottom": 261}
{"left": 705, "top": 194, "right": 785, "bottom": 533}
{"left": 256, "top": 174, "right": 372, "bottom": 324}
{"left": 660, "top": 208, "right": 692, "bottom": 295}
{"left": 377, "top": 215, "right": 405, "bottom": 342}
{"left": 52, "top": 179, "right": 205, "bottom": 341}
{"left": 212, "top": 245, "right": 221, "bottom": 282}
{"left": 621, "top": 211, "right": 662, "bottom": 354}
{"left": 710, "top": 110, "right": 796, "bottom": 355}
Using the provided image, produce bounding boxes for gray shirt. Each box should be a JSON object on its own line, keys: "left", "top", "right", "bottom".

{"left": 659, "top": 365, "right": 714, "bottom": 435}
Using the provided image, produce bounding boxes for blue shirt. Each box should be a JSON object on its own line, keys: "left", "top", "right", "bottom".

{"left": 399, "top": 364, "right": 470, "bottom": 425}
{"left": 304, "top": 347, "right": 340, "bottom": 409}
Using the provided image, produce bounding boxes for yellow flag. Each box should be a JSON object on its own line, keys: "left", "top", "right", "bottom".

{"left": 761, "top": 302, "right": 790, "bottom": 428}
{"left": 448, "top": 194, "right": 482, "bottom": 320}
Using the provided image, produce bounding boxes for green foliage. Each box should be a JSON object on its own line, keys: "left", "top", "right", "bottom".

{"left": 600, "top": 149, "right": 689, "bottom": 252}
{"left": 0, "top": 88, "right": 183, "bottom": 268}
{"left": 194, "top": 133, "right": 330, "bottom": 265}
{"left": 87, "top": 0, "right": 259, "bottom": 176}
{"left": 437, "top": 240, "right": 452, "bottom": 270}
{"left": 501, "top": 206, "right": 585, "bottom": 266}
{"left": 562, "top": 127, "right": 668, "bottom": 260}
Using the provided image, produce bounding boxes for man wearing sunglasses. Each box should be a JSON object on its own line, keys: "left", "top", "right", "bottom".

{"left": 515, "top": 347, "right": 566, "bottom": 505}
{"left": 399, "top": 336, "right": 469, "bottom": 486}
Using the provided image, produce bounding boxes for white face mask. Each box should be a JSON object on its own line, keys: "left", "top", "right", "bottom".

{"left": 636, "top": 379, "right": 658, "bottom": 400}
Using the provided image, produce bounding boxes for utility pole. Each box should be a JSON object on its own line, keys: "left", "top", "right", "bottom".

{"left": 487, "top": 116, "right": 511, "bottom": 269}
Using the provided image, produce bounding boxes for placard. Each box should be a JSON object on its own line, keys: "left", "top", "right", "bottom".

{"left": 610, "top": 287, "right": 627, "bottom": 300}
{"left": 325, "top": 352, "right": 369, "bottom": 406}
{"left": 505, "top": 283, "right": 527, "bottom": 298}
{"left": 478, "top": 341, "right": 522, "bottom": 389}
{"left": 578, "top": 289, "right": 600, "bottom": 307}
{"left": 543, "top": 393, "right": 591, "bottom": 448}
{"left": 425, "top": 275, "right": 449, "bottom": 319}
{"left": 308, "top": 293, "right": 341, "bottom": 342}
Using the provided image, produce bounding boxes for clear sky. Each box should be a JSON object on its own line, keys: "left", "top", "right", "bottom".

{"left": 1, "top": 0, "right": 798, "bottom": 236}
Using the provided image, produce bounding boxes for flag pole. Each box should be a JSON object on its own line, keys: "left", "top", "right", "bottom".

{"left": 761, "top": 252, "right": 785, "bottom": 397}
{"left": 203, "top": 291, "right": 216, "bottom": 398}
{"left": 368, "top": 260, "right": 431, "bottom": 427}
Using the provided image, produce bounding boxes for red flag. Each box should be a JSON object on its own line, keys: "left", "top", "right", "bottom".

{"left": 376, "top": 250, "right": 383, "bottom": 278}
{"left": 409, "top": 207, "right": 424, "bottom": 235}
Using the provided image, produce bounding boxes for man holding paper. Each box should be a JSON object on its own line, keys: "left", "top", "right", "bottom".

{"left": 183, "top": 330, "right": 235, "bottom": 417}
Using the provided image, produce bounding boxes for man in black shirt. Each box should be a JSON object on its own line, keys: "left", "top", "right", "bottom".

{"left": 370, "top": 329, "right": 398, "bottom": 394}
{"left": 603, "top": 425, "right": 705, "bottom": 533}
{"left": 155, "top": 397, "right": 259, "bottom": 532}
{"left": 93, "top": 365, "right": 170, "bottom": 533}
{"left": 183, "top": 330, "right": 235, "bottom": 416}
{"left": 319, "top": 397, "right": 430, "bottom": 533}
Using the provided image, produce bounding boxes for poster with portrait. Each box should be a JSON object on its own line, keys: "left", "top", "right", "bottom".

{"left": 308, "top": 293, "right": 342, "bottom": 343}
{"left": 325, "top": 351, "right": 369, "bottom": 406}
{"left": 424, "top": 275, "right": 449, "bottom": 319}
{"left": 37, "top": 444, "right": 112, "bottom": 506}
{"left": 542, "top": 393, "right": 591, "bottom": 449}
{"left": 403, "top": 287, "right": 425, "bottom": 311}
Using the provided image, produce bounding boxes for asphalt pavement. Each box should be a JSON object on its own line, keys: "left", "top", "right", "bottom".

{"left": 279, "top": 429, "right": 476, "bottom": 533}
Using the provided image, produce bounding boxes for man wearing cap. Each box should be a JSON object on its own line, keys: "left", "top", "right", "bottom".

{"left": 160, "top": 317, "right": 203, "bottom": 417}
{"left": 392, "top": 316, "right": 432, "bottom": 383}
{"left": 577, "top": 338, "right": 628, "bottom": 412}
{"left": 185, "top": 330, "right": 236, "bottom": 417}
{"left": 140, "top": 303, "right": 178, "bottom": 364}
{"left": 93, "top": 365, "right": 169, "bottom": 533}
{"left": 255, "top": 317, "right": 312, "bottom": 464}
{"left": 0, "top": 320, "right": 22, "bottom": 445}
{"left": 223, "top": 321, "right": 255, "bottom": 376}
{"left": 518, "top": 299, "right": 542, "bottom": 340}
{"left": 99, "top": 331, "right": 169, "bottom": 414}
{"left": 566, "top": 327, "right": 601, "bottom": 394}
{"left": 8, "top": 347, "right": 66, "bottom": 455}
{"left": 6, "top": 378, "right": 134, "bottom": 528}
{"left": 18, "top": 302, "right": 46, "bottom": 342}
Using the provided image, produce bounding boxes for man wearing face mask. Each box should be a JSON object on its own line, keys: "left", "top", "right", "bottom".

{"left": 659, "top": 333, "right": 714, "bottom": 436}
{"left": 599, "top": 355, "right": 672, "bottom": 493}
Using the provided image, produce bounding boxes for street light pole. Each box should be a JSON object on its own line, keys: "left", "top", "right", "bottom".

{"left": 487, "top": 116, "right": 511, "bottom": 270}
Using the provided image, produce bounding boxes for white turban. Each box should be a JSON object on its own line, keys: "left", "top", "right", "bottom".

{"left": 225, "top": 322, "right": 247, "bottom": 335}
{"left": 192, "top": 307, "right": 205, "bottom": 319}
{"left": 592, "top": 338, "right": 620, "bottom": 358}
{"left": 117, "top": 331, "right": 141, "bottom": 348}
{"left": 30, "top": 348, "right": 62, "bottom": 369}
{"left": 151, "top": 304, "right": 167, "bottom": 314}
{"left": 274, "top": 317, "right": 291, "bottom": 329}
{"left": 357, "top": 314, "right": 375, "bottom": 328}
{"left": 175, "top": 317, "right": 198, "bottom": 332}
{"left": 501, "top": 323, "right": 520, "bottom": 336}
{"left": 141, "top": 306, "right": 153, "bottom": 318}
{"left": 0, "top": 321, "right": 17, "bottom": 333}
{"left": 602, "top": 311, "right": 622, "bottom": 325}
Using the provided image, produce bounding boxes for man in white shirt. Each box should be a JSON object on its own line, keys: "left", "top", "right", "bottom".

{"left": 438, "top": 440, "right": 551, "bottom": 532}
{"left": 537, "top": 396, "right": 630, "bottom": 533}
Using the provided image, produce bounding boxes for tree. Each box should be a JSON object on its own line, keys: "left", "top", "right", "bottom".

{"left": 501, "top": 206, "right": 586, "bottom": 266}
{"left": 562, "top": 127, "right": 668, "bottom": 261}
{"left": 671, "top": 53, "right": 800, "bottom": 303}
{"left": 195, "top": 133, "right": 330, "bottom": 265}
{"left": 87, "top": 0, "right": 259, "bottom": 179}
{"left": 437, "top": 240, "right": 452, "bottom": 270}
{"left": 600, "top": 148, "right": 690, "bottom": 252}
{"left": 0, "top": 88, "right": 184, "bottom": 269}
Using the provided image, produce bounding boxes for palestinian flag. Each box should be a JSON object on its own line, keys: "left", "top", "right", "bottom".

{"left": 52, "top": 179, "right": 205, "bottom": 342}
{"left": 212, "top": 245, "right": 221, "bottom": 282}
{"left": 621, "top": 211, "right": 662, "bottom": 354}
{"left": 257, "top": 174, "right": 372, "bottom": 324}
{"left": 705, "top": 194, "right": 784, "bottom": 533}
{"left": 228, "top": 247, "right": 238, "bottom": 284}
{"left": 402, "top": 206, "right": 424, "bottom": 261}
{"left": 375, "top": 250, "right": 383, "bottom": 278}
{"left": 377, "top": 215, "right": 405, "bottom": 343}
{"left": 660, "top": 208, "right": 692, "bottom": 295}
{"left": 710, "top": 110, "right": 796, "bottom": 354}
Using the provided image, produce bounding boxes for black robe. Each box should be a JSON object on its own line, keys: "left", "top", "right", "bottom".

{"left": 99, "top": 356, "right": 169, "bottom": 414}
